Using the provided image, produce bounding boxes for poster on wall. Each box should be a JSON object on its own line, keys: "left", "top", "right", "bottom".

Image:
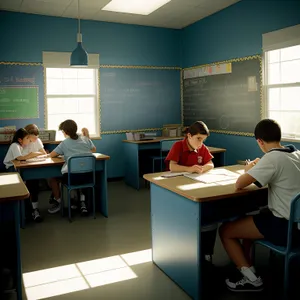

{"left": 0, "top": 63, "right": 42, "bottom": 121}
{"left": 0, "top": 86, "right": 39, "bottom": 119}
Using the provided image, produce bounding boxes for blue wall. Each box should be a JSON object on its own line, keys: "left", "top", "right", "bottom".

{"left": 182, "top": 0, "right": 300, "bottom": 164}
{"left": 0, "top": 11, "right": 181, "bottom": 177}
{"left": 0, "top": 11, "right": 181, "bottom": 66}
{"left": 1, "top": 0, "right": 300, "bottom": 175}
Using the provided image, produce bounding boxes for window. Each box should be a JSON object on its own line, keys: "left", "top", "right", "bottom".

{"left": 263, "top": 24, "right": 300, "bottom": 140}
{"left": 264, "top": 44, "right": 300, "bottom": 140}
{"left": 45, "top": 68, "right": 100, "bottom": 140}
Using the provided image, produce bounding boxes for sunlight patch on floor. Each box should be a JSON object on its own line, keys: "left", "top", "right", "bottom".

{"left": 23, "top": 249, "right": 152, "bottom": 300}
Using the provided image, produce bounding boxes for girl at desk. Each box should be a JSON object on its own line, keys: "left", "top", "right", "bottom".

{"left": 47, "top": 120, "right": 95, "bottom": 216}
{"left": 165, "top": 121, "right": 217, "bottom": 264}
{"left": 3, "top": 128, "right": 44, "bottom": 222}
{"left": 23, "top": 124, "right": 47, "bottom": 155}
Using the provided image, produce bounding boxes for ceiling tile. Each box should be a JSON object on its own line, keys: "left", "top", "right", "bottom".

{"left": 21, "top": 0, "right": 72, "bottom": 16}
{"left": 2, "top": 0, "right": 241, "bottom": 29}
{"left": 0, "top": 0, "right": 22, "bottom": 11}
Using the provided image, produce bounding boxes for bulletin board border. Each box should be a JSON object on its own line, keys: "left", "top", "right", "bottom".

{"left": 182, "top": 55, "right": 262, "bottom": 137}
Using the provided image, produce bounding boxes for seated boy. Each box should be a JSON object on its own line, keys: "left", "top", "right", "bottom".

{"left": 219, "top": 119, "right": 300, "bottom": 292}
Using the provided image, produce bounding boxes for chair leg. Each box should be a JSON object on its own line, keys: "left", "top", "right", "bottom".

{"left": 283, "top": 256, "right": 290, "bottom": 299}
{"left": 60, "top": 185, "right": 64, "bottom": 217}
{"left": 68, "top": 189, "right": 72, "bottom": 223}
{"left": 20, "top": 201, "right": 25, "bottom": 229}
{"left": 92, "top": 187, "right": 96, "bottom": 219}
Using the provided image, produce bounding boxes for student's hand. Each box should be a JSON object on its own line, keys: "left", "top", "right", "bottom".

{"left": 245, "top": 158, "right": 260, "bottom": 172}
{"left": 82, "top": 128, "right": 90, "bottom": 138}
{"left": 188, "top": 165, "right": 204, "bottom": 174}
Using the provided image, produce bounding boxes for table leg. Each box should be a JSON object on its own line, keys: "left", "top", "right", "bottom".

{"left": 124, "top": 143, "right": 140, "bottom": 190}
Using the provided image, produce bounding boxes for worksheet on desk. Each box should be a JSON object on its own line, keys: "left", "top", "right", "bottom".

{"left": 183, "top": 169, "right": 239, "bottom": 183}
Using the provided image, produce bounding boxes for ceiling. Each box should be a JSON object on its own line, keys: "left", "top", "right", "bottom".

{"left": 0, "top": 0, "right": 240, "bottom": 29}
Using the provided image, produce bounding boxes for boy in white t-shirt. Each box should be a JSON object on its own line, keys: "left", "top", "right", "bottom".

{"left": 219, "top": 119, "right": 300, "bottom": 292}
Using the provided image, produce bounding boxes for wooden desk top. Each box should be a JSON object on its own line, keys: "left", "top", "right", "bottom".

{"left": 12, "top": 153, "right": 110, "bottom": 169}
{"left": 0, "top": 173, "right": 29, "bottom": 203}
{"left": 143, "top": 165, "right": 266, "bottom": 203}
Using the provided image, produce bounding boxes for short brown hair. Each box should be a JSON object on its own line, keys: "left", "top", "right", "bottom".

{"left": 24, "top": 124, "right": 39, "bottom": 136}
{"left": 59, "top": 119, "right": 78, "bottom": 140}
{"left": 183, "top": 121, "right": 210, "bottom": 136}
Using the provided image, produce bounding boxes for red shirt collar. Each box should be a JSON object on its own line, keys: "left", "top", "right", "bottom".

{"left": 182, "top": 137, "right": 204, "bottom": 153}
{"left": 182, "top": 138, "right": 196, "bottom": 152}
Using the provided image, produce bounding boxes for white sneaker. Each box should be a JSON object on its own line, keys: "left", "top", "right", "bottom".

{"left": 48, "top": 200, "right": 61, "bottom": 214}
{"left": 226, "top": 275, "right": 264, "bottom": 292}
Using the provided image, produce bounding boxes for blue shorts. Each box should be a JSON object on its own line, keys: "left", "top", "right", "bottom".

{"left": 253, "top": 209, "right": 299, "bottom": 247}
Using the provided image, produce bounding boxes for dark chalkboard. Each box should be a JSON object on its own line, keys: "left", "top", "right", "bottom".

{"left": 183, "top": 57, "right": 262, "bottom": 134}
{"left": 100, "top": 68, "right": 181, "bottom": 132}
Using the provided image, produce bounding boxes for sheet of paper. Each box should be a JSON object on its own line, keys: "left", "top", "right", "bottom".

{"left": 26, "top": 157, "right": 47, "bottom": 162}
{"left": 161, "top": 172, "right": 190, "bottom": 178}
{"left": 184, "top": 169, "right": 238, "bottom": 183}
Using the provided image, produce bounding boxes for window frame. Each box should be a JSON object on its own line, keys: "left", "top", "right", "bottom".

{"left": 263, "top": 45, "right": 300, "bottom": 142}
{"left": 44, "top": 67, "right": 101, "bottom": 139}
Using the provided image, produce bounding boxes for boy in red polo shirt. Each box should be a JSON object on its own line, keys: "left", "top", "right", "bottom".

{"left": 165, "top": 121, "right": 217, "bottom": 263}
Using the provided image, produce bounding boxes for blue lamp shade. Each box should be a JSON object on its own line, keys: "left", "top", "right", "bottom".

{"left": 70, "top": 42, "right": 88, "bottom": 67}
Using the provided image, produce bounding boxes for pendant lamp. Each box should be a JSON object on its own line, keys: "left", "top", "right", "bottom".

{"left": 70, "top": 0, "right": 88, "bottom": 67}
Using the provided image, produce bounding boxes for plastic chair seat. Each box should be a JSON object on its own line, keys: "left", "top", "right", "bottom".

{"left": 253, "top": 193, "right": 300, "bottom": 299}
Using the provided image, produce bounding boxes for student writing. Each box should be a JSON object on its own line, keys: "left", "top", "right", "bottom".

{"left": 165, "top": 121, "right": 217, "bottom": 263}
{"left": 219, "top": 119, "right": 300, "bottom": 292}
{"left": 3, "top": 128, "right": 44, "bottom": 222}
{"left": 47, "top": 120, "right": 96, "bottom": 216}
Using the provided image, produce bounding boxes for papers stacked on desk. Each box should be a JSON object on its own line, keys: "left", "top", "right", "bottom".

{"left": 26, "top": 157, "right": 47, "bottom": 162}
{"left": 184, "top": 169, "right": 238, "bottom": 184}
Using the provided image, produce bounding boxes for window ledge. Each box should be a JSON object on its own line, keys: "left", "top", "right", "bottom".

{"left": 281, "top": 137, "right": 300, "bottom": 144}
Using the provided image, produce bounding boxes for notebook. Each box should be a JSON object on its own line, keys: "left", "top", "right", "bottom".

{"left": 161, "top": 172, "right": 190, "bottom": 178}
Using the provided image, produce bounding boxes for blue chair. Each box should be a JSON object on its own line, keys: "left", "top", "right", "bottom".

{"left": 60, "top": 155, "right": 96, "bottom": 222}
{"left": 150, "top": 139, "right": 178, "bottom": 173}
{"left": 254, "top": 193, "right": 300, "bottom": 299}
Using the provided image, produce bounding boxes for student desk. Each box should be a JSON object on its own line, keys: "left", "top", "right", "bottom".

{"left": 12, "top": 153, "right": 110, "bottom": 217}
{"left": 0, "top": 173, "right": 30, "bottom": 300}
{"left": 123, "top": 137, "right": 226, "bottom": 190}
{"left": 143, "top": 165, "right": 268, "bottom": 300}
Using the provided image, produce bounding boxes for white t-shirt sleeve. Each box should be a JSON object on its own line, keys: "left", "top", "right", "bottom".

{"left": 36, "top": 138, "right": 44, "bottom": 151}
{"left": 53, "top": 142, "right": 64, "bottom": 155}
{"left": 10, "top": 143, "right": 23, "bottom": 159}
{"left": 247, "top": 155, "right": 275, "bottom": 187}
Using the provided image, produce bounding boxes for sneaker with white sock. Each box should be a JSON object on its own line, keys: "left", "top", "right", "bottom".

{"left": 226, "top": 267, "right": 263, "bottom": 292}
{"left": 32, "top": 209, "right": 43, "bottom": 222}
{"left": 80, "top": 201, "right": 88, "bottom": 216}
{"left": 80, "top": 194, "right": 88, "bottom": 216}
{"left": 48, "top": 200, "right": 61, "bottom": 214}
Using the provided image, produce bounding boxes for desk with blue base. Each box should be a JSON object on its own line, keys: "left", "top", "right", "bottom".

{"left": 0, "top": 172, "right": 30, "bottom": 300}
{"left": 13, "top": 153, "right": 110, "bottom": 217}
{"left": 123, "top": 137, "right": 226, "bottom": 190}
{"left": 143, "top": 165, "right": 267, "bottom": 299}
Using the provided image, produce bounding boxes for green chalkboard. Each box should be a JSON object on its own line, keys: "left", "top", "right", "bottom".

{"left": 183, "top": 56, "right": 262, "bottom": 135}
{"left": 0, "top": 86, "right": 39, "bottom": 119}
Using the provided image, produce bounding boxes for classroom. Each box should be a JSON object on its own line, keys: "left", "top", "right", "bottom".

{"left": 1, "top": 0, "right": 300, "bottom": 299}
